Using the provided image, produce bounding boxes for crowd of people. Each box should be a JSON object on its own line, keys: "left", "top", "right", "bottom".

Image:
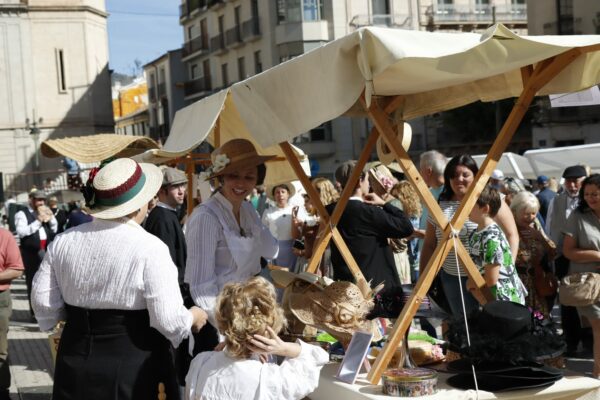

{"left": 0, "top": 139, "right": 598, "bottom": 399}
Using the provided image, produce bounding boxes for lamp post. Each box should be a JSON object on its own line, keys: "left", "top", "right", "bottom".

{"left": 26, "top": 112, "right": 43, "bottom": 187}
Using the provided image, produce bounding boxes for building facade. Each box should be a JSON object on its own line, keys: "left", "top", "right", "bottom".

{"left": 143, "top": 49, "right": 186, "bottom": 144}
{"left": 0, "top": 0, "right": 113, "bottom": 196}
{"left": 113, "top": 77, "right": 149, "bottom": 137}
{"left": 527, "top": 0, "right": 600, "bottom": 148}
{"left": 177, "top": 0, "right": 528, "bottom": 176}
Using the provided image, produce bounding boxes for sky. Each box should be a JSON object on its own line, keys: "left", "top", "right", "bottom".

{"left": 105, "top": 0, "right": 183, "bottom": 75}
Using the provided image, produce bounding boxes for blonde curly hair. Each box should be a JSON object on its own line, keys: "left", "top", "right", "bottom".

{"left": 390, "top": 181, "right": 422, "bottom": 218}
{"left": 216, "top": 277, "right": 287, "bottom": 359}
{"left": 312, "top": 177, "right": 340, "bottom": 206}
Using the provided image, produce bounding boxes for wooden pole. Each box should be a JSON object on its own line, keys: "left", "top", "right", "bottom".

{"left": 366, "top": 51, "right": 582, "bottom": 383}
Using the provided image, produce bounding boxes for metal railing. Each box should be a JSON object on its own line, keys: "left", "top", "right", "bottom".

{"left": 428, "top": 3, "right": 526, "bottom": 23}
{"left": 183, "top": 77, "right": 212, "bottom": 96}
{"left": 210, "top": 34, "right": 226, "bottom": 53}
{"left": 180, "top": 0, "right": 207, "bottom": 19}
{"left": 349, "top": 14, "right": 411, "bottom": 28}
{"left": 241, "top": 17, "right": 260, "bottom": 39}
{"left": 2, "top": 167, "right": 96, "bottom": 198}
{"left": 183, "top": 35, "right": 209, "bottom": 57}
{"left": 225, "top": 25, "right": 243, "bottom": 47}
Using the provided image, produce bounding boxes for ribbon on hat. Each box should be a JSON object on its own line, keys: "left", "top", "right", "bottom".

{"left": 94, "top": 163, "right": 146, "bottom": 207}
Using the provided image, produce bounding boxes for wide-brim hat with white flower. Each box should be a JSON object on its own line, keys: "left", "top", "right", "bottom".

{"left": 82, "top": 158, "right": 162, "bottom": 219}
{"left": 207, "top": 138, "right": 276, "bottom": 180}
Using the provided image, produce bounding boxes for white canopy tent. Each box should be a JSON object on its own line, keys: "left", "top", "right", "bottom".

{"left": 525, "top": 143, "right": 600, "bottom": 179}
{"left": 472, "top": 152, "right": 536, "bottom": 180}
{"left": 135, "top": 24, "right": 600, "bottom": 383}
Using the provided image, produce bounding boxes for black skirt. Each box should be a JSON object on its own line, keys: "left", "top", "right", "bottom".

{"left": 53, "top": 305, "right": 178, "bottom": 400}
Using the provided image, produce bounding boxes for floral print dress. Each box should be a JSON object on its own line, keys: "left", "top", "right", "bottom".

{"left": 469, "top": 223, "right": 527, "bottom": 305}
{"left": 515, "top": 221, "right": 557, "bottom": 318}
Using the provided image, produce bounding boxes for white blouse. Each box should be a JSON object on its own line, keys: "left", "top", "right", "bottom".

{"left": 185, "top": 340, "right": 328, "bottom": 400}
{"left": 31, "top": 219, "right": 192, "bottom": 347}
{"left": 261, "top": 205, "right": 295, "bottom": 241}
{"left": 184, "top": 193, "right": 278, "bottom": 327}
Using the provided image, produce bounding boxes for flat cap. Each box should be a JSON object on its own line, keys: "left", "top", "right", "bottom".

{"left": 562, "top": 165, "right": 587, "bottom": 179}
{"left": 162, "top": 167, "right": 187, "bottom": 186}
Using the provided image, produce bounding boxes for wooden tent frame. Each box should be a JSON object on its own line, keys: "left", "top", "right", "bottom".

{"left": 268, "top": 45, "right": 599, "bottom": 384}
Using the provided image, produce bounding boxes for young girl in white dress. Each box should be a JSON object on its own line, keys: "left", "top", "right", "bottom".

{"left": 185, "top": 277, "right": 328, "bottom": 400}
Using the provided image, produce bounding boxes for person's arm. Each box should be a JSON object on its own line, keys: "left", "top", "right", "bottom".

{"left": 493, "top": 201, "right": 519, "bottom": 260}
{"left": 143, "top": 239, "right": 199, "bottom": 348}
{"left": 47, "top": 215, "right": 58, "bottom": 233}
{"left": 31, "top": 243, "right": 66, "bottom": 330}
{"left": 184, "top": 210, "right": 222, "bottom": 327}
{"left": 563, "top": 235, "right": 600, "bottom": 263}
{"left": 362, "top": 193, "right": 414, "bottom": 238}
{"left": 0, "top": 231, "right": 24, "bottom": 284}
{"left": 483, "top": 263, "right": 500, "bottom": 287}
{"left": 15, "top": 210, "right": 43, "bottom": 238}
{"left": 419, "top": 221, "right": 438, "bottom": 274}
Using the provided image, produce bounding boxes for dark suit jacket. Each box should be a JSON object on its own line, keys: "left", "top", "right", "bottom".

{"left": 326, "top": 199, "right": 414, "bottom": 287}
{"left": 536, "top": 188, "right": 556, "bottom": 222}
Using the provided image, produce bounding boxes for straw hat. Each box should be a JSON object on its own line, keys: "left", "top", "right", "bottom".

{"left": 208, "top": 139, "right": 276, "bottom": 180}
{"left": 376, "top": 122, "right": 412, "bottom": 165}
{"left": 289, "top": 281, "right": 380, "bottom": 344}
{"left": 271, "top": 270, "right": 333, "bottom": 289}
{"left": 367, "top": 163, "right": 397, "bottom": 196}
{"left": 83, "top": 158, "right": 162, "bottom": 219}
{"left": 266, "top": 182, "right": 296, "bottom": 202}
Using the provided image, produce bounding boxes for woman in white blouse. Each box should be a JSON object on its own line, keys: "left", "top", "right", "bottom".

{"left": 184, "top": 139, "right": 279, "bottom": 355}
{"left": 31, "top": 158, "right": 206, "bottom": 400}
{"left": 262, "top": 183, "right": 298, "bottom": 270}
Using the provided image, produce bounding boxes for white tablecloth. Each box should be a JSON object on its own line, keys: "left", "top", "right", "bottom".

{"left": 309, "top": 363, "right": 600, "bottom": 400}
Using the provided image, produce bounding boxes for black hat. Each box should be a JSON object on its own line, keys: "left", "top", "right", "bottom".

{"left": 29, "top": 190, "right": 47, "bottom": 200}
{"left": 562, "top": 165, "right": 587, "bottom": 179}
{"left": 446, "top": 301, "right": 565, "bottom": 365}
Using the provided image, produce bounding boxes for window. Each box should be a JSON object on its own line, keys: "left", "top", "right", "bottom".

{"left": 55, "top": 49, "right": 67, "bottom": 93}
{"left": 221, "top": 63, "right": 229, "bottom": 87}
{"left": 159, "top": 67, "right": 166, "bottom": 83}
{"left": 276, "top": 0, "right": 301, "bottom": 23}
{"left": 254, "top": 51, "right": 262, "bottom": 73}
{"left": 237, "top": 57, "right": 246, "bottom": 81}
{"left": 191, "top": 64, "right": 199, "bottom": 79}
{"left": 371, "top": 0, "right": 390, "bottom": 15}
{"left": 187, "top": 24, "right": 197, "bottom": 40}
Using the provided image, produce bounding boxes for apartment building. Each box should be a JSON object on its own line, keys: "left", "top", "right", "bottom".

{"left": 527, "top": 0, "right": 600, "bottom": 148}
{"left": 143, "top": 49, "right": 187, "bottom": 144}
{"left": 177, "top": 0, "right": 528, "bottom": 175}
{"left": 0, "top": 0, "right": 113, "bottom": 196}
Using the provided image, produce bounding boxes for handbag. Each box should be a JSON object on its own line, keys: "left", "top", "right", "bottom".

{"left": 534, "top": 263, "right": 558, "bottom": 297}
{"left": 559, "top": 272, "right": 600, "bottom": 307}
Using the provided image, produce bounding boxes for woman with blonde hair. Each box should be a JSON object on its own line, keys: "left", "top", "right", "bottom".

{"left": 390, "top": 181, "right": 425, "bottom": 283}
{"left": 185, "top": 277, "right": 328, "bottom": 400}
{"left": 510, "top": 191, "right": 557, "bottom": 317}
{"left": 312, "top": 177, "right": 340, "bottom": 206}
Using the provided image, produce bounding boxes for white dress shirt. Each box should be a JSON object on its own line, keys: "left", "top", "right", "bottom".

{"left": 32, "top": 218, "right": 192, "bottom": 347}
{"left": 184, "top": 193, "right": 278, "bottom": 327}
{"left": 15, "top": 207, "right": 58, "bottom": 240}
{"left": 185, "top": 340, "right": 328, "bottom": 400}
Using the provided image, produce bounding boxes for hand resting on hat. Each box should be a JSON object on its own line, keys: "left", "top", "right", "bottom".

{"left": 248, "top": 326, "right": 301, "bottom": 360}
{"left": 189, "top": 306, "right": 209, "bottom": 333}
{"left": 363, "top": 192, "right": 389, "bottom": 206}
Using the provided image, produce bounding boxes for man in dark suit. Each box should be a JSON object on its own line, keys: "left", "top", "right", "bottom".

{"left": 144, "top": 167, "right": 191, "bottom": 387}
{"left": 535, "top": 175, "right": 556, "bottom": 222}
{"left": 327, "top": 161, "right": 414, "bottom": 287}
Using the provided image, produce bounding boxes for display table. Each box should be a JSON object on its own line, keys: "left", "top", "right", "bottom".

{"left": 309, "top": 363, "right": 600, "bottom": 400}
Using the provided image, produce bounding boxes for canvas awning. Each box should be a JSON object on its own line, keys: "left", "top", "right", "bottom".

{"left": 524, "top": 143, "right": 600, "bottom": 179}
{"left": 472, "top": 152, "right": 536, "bottom": 180}
{"left": 143, "top": 24, "right": 600, "bottom": 155}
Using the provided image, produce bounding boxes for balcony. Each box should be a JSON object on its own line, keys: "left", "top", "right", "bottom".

{"left": 426, "top": 3, "right": 527, "bottom": 25}
{"left": 275, "top": 20, "right": 328, "bottom": 46}
{"left": 157, "top": 82, "right": 166, "bottom": 98}
{"left": 241, "top": 17, "right": 261, "bottom": 41}
{"left": 148, "top": 86, "right": 156, "bottom": 103}
{"left": 225, "top": 25, "right": 243, "bottom": 48}
{"left": 208, "top": 0, "right": 224, "bottom": 10}
{"left": 182, "top": 35, "right": 209, "bottom": 58}
{"left": 184, "top": 77, "right": 212, "bottom": 97}
{"left": 349, "top": 14, "right": 411, "bottom": 29}
{"left": 210, "top": 34, "right": 227, "bottom": 54}
{"left": 179, "top": 0, "right": 207, "bottom": 20}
